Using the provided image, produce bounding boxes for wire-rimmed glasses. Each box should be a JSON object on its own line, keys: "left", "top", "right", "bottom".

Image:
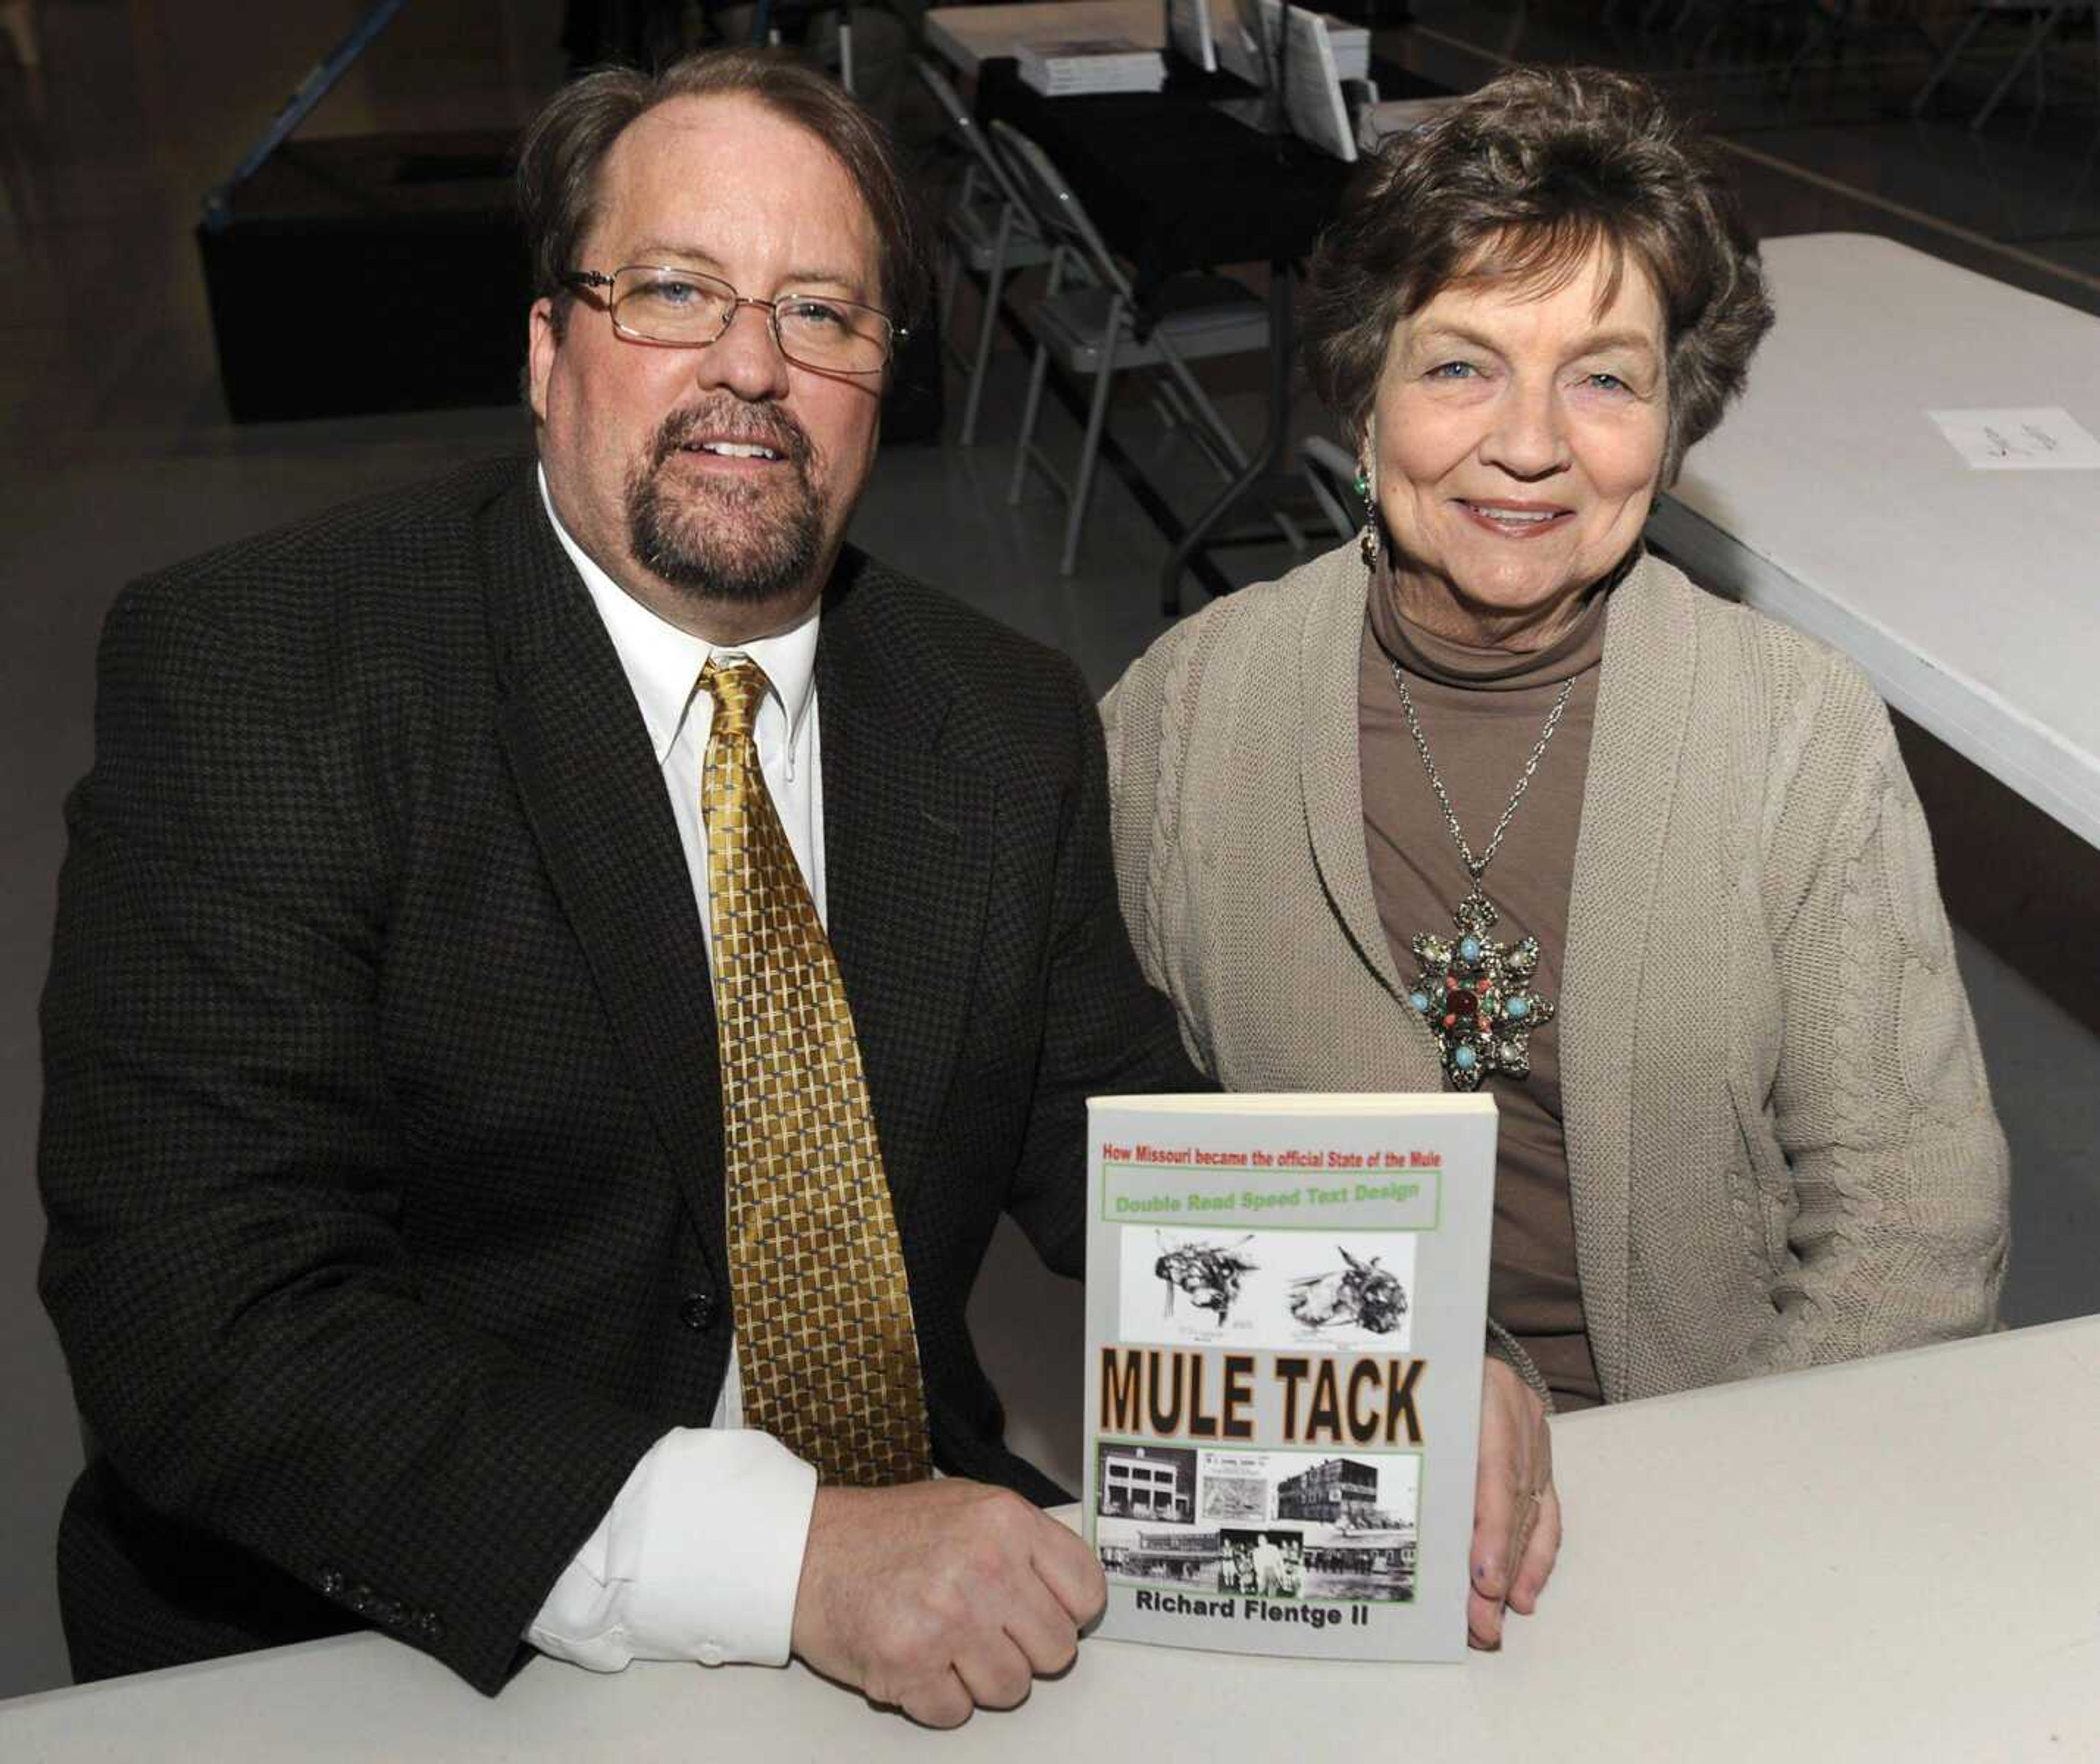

{"left": 559, "top": 266, "right": 903, "bottom": 376}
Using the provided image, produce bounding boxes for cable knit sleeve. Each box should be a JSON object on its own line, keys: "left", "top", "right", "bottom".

{"left": 1100, "top": 608, "right": 1230, "bottom": 1079}
{"left": 1760, "top": 656, "right": 2010, "bottom": 1364}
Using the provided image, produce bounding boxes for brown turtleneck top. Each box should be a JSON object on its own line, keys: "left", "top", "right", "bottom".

{"left": 1358, "top": 574, "right": 1608, "bottom": 1410}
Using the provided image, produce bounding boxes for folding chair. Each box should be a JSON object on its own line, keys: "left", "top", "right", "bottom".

{"left": 1298, "top": 435, "right": 1363, "bottom": 544}
{"left": 989, "top": 120, "right": 1295, "bottom": 577}
{"left": 1911, "top": 0, "right": 2099, "bottom": 130}
{"left": 912, "top": 57, "right": 1056, "bottom": 445}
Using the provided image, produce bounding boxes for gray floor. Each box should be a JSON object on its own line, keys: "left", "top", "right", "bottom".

{"left": 4, "top": 0, "right": 2098, "bottom": 1702}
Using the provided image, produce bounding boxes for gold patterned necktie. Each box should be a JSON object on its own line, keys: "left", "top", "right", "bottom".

{"left": 697, "top": 657, "right": 930, "bottom": 1486}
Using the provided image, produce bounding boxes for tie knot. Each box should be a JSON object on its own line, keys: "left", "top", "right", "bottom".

{"left": 699, "top": 657, "right": 771, "bottom": 740}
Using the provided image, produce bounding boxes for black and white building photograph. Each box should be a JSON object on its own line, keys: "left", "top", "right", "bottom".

{"left": 1094, "top": 1442, "right": 1197, "bottom": 1524}
{"left": 1095, "top": 1524, "right": 1222, "bottom": 1586}
{"left": 1276, "top": 1455, "right": 1381, "bottom": 1524}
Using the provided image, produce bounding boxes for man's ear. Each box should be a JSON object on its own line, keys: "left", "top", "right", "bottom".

{"left": 527, "top": 296, "right": 560, "bottom": 427}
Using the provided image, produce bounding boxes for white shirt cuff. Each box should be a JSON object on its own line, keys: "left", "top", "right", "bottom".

{"left": 528, "top": 1427, "right": 818, "bottom": 1671}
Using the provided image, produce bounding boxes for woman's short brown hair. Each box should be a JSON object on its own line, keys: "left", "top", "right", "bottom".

{"left": 516, "top": 47, "right": 934, "bottom": 335}
{"left": 1301, "top": 65, "right": 1772, "bottom": 482}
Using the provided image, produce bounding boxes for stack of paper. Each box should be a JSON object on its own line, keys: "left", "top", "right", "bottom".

{"left": 1016, "top": 37, "right": 1168, "bottom": 96}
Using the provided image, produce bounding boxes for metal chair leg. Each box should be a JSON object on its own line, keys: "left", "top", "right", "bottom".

{"left": 1149, "top": 336, "right": 1306, "bottom": 552}
{"left": 1912, "top": 9, "right": 1988, "bottom": 117}
{"left": 1007, "top": 250, "right": 1065, "bottom": 503}
{"left": 1973, "top": 5, "right": 2064, "bottom": 130}
{"left": 1008, "top": 342, "right": 1052, "bottom": 504}
{"left": 937, "top": 252, "right": 961, "bottom": 345}
{"left": 1783, "top": 0, "right": 1846, "bottom": 88}
{"left": 1693, "top": 0, "right": 1736, "bottom": 62}
{"left": 960, "top": 212, "right": 1013, "bottom": 447}
{"left": 1153, "top": 341, "right": 1253, "bottom": 478}
{"left": 936, "top": 170, "right": 977, "bottom": 341}
{"left": 1061, "top": 295, "right": 1127, "bottom": 575}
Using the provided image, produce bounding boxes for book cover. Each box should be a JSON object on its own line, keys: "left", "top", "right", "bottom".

{"left": 1279, "top": 2, "right": 1356, "bottom": 164}
{"left": 1215, "top": 1, "right": 1365, "bottom": 88}
{"left": 1082, "top": 1092, "right": 1495, "bottom": 1661}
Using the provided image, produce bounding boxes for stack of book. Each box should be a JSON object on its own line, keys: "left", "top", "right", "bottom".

{"left": 1214, "top": 2, "right": 1364, "bottom": 92}
{"left": 1016, "top": 37, "right": 1168, "bottom": 96}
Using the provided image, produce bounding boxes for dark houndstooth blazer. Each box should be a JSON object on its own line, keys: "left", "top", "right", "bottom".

{"left": 38, "top": 457, "right": 1197, "bottom": 1693}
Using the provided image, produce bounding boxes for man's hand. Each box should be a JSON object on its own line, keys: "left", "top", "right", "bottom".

{"left": 790, "top": 1480, "right": 1105, "bottom": 1727}
{"left": 1468, "top": 1357, "right": 1558, "bottom": 1650}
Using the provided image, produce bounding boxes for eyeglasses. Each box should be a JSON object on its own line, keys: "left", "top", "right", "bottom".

{"left": 559, "top": 266, "right": 903, "bottom": 376}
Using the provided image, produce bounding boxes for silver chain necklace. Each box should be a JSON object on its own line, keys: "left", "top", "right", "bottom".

{"left": 1390, "top": 661, "right": 1571, "bottom": 1091}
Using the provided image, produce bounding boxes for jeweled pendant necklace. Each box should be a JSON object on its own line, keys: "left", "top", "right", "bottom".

{"left": 1391, "top": 661, "right": 1571, "bottom": 1091}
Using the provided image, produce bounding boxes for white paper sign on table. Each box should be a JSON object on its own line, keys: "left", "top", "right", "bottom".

{"left": 1927, "top": 406, "right": 2100, "bottom": 470}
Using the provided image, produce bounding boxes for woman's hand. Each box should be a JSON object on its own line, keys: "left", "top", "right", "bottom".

{"left": 1468, "top": 1357, "right": 1559, "bottom": 1650}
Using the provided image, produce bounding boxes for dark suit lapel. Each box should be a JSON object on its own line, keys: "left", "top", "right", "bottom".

{"left": 815, "top": 555, "right": 993, "bottom": 1226}
{"left": 481, "top": 474, "right": 731, "bottom": 1280}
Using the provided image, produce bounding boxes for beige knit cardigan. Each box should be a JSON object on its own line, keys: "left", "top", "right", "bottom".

{"left": 1102, "top": 543, "right": 2009, "bottom": 1404}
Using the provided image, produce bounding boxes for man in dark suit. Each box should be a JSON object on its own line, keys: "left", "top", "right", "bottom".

{"left": 38, "top": 50, "right": 1193, "bottom": 1726}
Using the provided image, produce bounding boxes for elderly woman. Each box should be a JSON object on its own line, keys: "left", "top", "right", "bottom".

{"left": 1102, "top": 66, "right": 2008, "bottom": 1650}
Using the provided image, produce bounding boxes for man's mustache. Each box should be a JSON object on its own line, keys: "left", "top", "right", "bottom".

{"left": 649, "top": 400, "right": 813, "bottom": 473}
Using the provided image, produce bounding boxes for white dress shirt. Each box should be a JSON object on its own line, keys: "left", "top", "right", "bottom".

{"left": 526, "top": 470, "right": 823, "bottom": 1673}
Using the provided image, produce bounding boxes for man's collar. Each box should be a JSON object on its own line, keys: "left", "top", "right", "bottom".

{"left": 536, "top": 465, "right": 820, "bottom": 764}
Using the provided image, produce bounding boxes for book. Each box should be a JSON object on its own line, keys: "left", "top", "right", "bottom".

{"left": 1215, "top": 1, "right": 1367, "bottom": 89}
{"left": 1279, "top": 2, "right": 1356, "bottom": 162}
{"left": 1082, "top": 1092, "right": 1496, "bottom": 1661}
{"left": 1016, "top": 37, "right": 1168, "bottom": 96}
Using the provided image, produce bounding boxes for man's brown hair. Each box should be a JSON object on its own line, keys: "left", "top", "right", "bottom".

{"left": 516, "top": 47, "right": 934, "bottom": 336}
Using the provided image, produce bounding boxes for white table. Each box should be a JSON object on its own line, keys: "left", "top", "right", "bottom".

{"left": 1647, "top": 232, "right": 2100, "bottom": 851}
{"left": 7, "top": 1316, "right": 2098, "bottom": 1761}
{"left": 925, "top": 0, "right": 1164, "bottom": 75}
